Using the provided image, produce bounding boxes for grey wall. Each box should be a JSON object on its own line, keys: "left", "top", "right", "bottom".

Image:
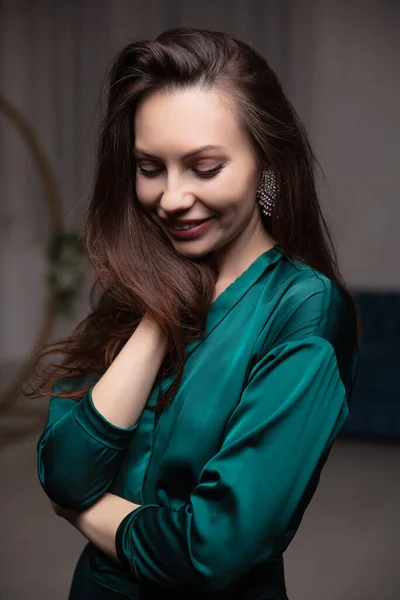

{"left": 310, "top": 1, "right": 399, "bottom": 289}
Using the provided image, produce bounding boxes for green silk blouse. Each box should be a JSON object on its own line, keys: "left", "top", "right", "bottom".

{"left": 37, "top": 245, "right": 359, "bottom": 599}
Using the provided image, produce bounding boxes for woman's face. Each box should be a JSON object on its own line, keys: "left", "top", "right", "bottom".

{"left": 134, "top": 87, "right": 265, "bottom": 260}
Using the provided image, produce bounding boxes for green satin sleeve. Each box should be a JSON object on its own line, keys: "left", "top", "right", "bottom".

{"left": 36, "top": 377, "right": 137, "bottom": 509}
{"left": 115, "top": 335, "right": 350, "bottom": 594}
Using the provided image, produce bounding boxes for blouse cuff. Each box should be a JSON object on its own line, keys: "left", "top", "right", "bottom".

{"left": 73, "top": 387, "right": 138, "bottom": 450}
{"left": 115, "top": 504, "right": 160, "bottom": 575}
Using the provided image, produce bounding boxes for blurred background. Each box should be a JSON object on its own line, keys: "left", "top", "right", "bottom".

{"left": 0, "top": 1, "right": 399, "bottom": 598}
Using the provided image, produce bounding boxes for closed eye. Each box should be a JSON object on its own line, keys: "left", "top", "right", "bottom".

{"left": 195, "top": 164, "right": 224, "bottom": 178}
{"left": 137, "top": 164, "right": 225, "bottom": 179}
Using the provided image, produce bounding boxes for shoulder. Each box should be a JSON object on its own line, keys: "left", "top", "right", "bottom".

{"left": 262, "top": 255, "right": 358, "bottom": 350}
{"left": 248, "top": 255, "right": 360, "bottom": 392}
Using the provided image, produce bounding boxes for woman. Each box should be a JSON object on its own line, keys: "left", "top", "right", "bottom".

{"left": 28, "top": 27, "right": 360, "bottom": 599}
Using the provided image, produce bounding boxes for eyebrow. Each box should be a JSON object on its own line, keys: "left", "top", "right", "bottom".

{"left": 133, "top": 145, "right": 225, "bottom": 160}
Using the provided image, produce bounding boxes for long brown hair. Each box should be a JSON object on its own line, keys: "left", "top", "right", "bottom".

{"left": 24, "top": 27, "right": 360, "bottom": 411}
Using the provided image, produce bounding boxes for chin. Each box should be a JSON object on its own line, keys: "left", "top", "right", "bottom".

{"left": 173, "top": 245, "right": 208, "bottom": 258}
{"left": 170, "top": 241, "right": 214, "bottom": 260}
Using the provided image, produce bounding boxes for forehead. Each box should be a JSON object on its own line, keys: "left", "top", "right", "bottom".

{"left": 134, "top": 88, "right": 249, "bottom": 155}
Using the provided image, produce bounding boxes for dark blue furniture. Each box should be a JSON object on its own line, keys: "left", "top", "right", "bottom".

{"left": 340, "top": 291, "right": 400, "bottom": 440}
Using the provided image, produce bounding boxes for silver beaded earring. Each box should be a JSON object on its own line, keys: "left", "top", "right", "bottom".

{"left": 256, "top": 167, "right": 279, "bottom": 217}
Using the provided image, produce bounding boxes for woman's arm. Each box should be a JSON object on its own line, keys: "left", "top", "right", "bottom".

{"left": 37, "top": 315, "right": 168, "bottom": 510}
{"left": 51, "top": 494, "right": 141, "bottom": 563}
{"left": 91, "top": 315, "right": 168, "bottom": 428}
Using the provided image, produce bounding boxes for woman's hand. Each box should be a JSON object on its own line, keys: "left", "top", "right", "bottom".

{"left": 49, "top": 498, "right": 80, "bottom": 523}
{"left": 49, "top": 493, "right": 141, "bottom": 562}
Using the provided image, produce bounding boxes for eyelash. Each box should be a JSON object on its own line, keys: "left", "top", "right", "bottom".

{"left": 137, "top": 164, "right": 224, "bottom": 179}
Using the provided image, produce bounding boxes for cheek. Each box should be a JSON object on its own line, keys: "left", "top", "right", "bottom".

{"left": 135, "top": 178, "right": 158, "bottom": 208}
{"left": 211, "top": 170, "right": 256, "bottom": 209}
{"left": 230, "top": 167, "right": 258, "bottom": 196}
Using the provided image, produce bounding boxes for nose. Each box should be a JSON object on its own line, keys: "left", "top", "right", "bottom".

{"left": 159, "top": 174, "right": 195, "bottom": 215}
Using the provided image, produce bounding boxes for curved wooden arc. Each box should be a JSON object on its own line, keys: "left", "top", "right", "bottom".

{"left": 0, "top": 94, "right": 63, "bottom": 439}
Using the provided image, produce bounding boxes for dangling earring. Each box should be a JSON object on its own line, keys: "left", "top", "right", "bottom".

{"left": 256, "top": 167, "right": 279, "bottom": 217}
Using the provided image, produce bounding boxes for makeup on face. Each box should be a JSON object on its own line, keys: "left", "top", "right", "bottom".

{"left": 133, "top": 88, "right": 263, "bottom": 255}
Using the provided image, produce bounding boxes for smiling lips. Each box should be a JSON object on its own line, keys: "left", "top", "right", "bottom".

{"left": 161, "top": 217, "right": 212, "bottom": 226}
{"left": 165, "top": 217, "right": 215, "bottom": 239}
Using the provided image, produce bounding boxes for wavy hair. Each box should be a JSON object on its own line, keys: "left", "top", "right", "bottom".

{"left": 24, "top": 27, "right": 360, "bottom": 410}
